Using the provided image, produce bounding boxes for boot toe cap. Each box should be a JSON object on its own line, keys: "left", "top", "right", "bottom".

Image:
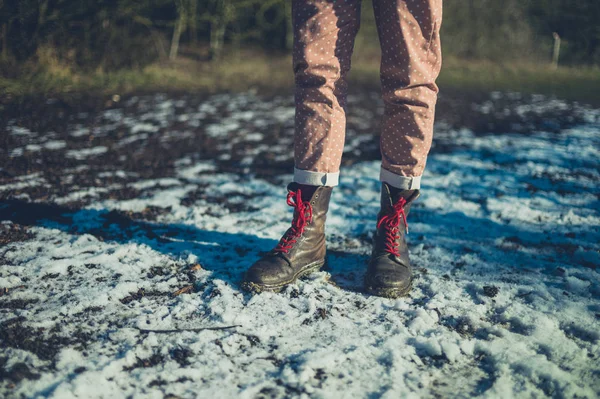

{"left": 242, "top": 256, "right": 292, "bottom": 290}
{"left": 369, "top": 272, "right": 411, "bottom": 289}
{"left": 365, "top": 259, "right": 412, "bottom": 296}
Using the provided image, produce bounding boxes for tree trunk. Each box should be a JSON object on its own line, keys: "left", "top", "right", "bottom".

{"left": 210, "top": 19, "right": 226, "bottom": 60}
{"left": 189, "top": 0, "right": 198, "bottom": 44}
{"left": 170, "top": 19, "right": 183, "bottom": 60}
{"left": 152, "top": 28, "right": 168, "bottom": 60}
{"left": 1, "top": 24, "right": 8, "bottom": 62}
{"left": 284, "top": 0, "right": 293, "bottom": 51}
{"left": 209, "top": 0, "right": 227, "bottom": 60}
{"left": 170, "top": 1, "right": 187, "bottom": 60}
{"left": 466, "top": 0, "right": 477, "bottom": 58}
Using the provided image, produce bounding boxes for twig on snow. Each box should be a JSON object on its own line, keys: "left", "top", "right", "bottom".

{"left": 136, "top": 325, "right": 242, "bottom": 334}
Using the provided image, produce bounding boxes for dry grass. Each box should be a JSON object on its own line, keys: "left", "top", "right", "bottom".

{"left": 2, "top": 48, "right": 599, "bottom": 105}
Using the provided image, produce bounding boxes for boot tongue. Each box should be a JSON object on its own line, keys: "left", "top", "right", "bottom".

{"left": 383, "top": 183, "right": 419, "bottom": 206}
{"left": 287, "top": 182, "right": 318, "bottom": 202}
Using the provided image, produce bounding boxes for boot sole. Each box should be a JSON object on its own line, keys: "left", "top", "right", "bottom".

{"left": 241, "top": 259, "right": 326, "bottom": 294}
{"left": 364, "top": 277, "right": 413, "bottom": 299}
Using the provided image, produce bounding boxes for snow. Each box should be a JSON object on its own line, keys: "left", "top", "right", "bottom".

{"left": 1, "top": 92, "right": 599, "bottom": 398}
{"left": 0, "top": 173, "right": 49, "bottom": 192}
{"left": 66, "top": 146, "right": 109, "bottom": 160}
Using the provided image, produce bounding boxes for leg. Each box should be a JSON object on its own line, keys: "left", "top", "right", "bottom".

{"left": 293, "top": 0, "right": 362, "bottom": 187}
{"left": 365, "top": 0, "right": 443, "bottom": 298}
{"left": 373, "top": 0, "right": 442, "bottom": 189}
{"left": 243, "top": 0, "right": 362, "bottom": 293}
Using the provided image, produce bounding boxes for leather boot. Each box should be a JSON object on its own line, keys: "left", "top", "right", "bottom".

{"left": 241, "top": 182, "right": 333, "bottom": 293}
{"left": 365, "top": 183, "right": 420, "bottom": 298}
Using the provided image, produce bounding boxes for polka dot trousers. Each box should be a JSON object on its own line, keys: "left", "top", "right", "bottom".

{"left": 292, "top": 0, "right": 443, "bottom": 189}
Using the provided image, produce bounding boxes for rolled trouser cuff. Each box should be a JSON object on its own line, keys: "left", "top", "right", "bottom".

{"left": 380, "top": 167, "right": 421, "bottom": 190}
{"left": 294, "top": 168, "right": 339, "bottom": 187}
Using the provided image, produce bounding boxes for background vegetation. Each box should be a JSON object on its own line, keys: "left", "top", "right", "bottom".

{"left": 1, "top": 0, "right": 599, "bottom": 101}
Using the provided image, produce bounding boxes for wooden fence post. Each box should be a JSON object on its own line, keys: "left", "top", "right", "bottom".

{"left": 552, "top": 32, "right": 561, "bottom": 69}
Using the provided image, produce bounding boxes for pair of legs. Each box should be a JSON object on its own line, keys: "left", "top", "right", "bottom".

{"left": 293, "top": 0, "right": 442, "bottom": 189}
{"left": 242, "top": 0, "right": 442, "bottom": 297}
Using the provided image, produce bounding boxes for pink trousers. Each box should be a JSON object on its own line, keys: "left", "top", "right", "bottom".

{"left": 292, "top": 0, "right": 443, "bottom": 189}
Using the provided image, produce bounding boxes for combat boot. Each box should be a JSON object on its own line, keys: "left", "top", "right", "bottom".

{"left": 242, "top": 182, "right": 332, "bottom": 293}
{"left": 365, "top": 183, "right": 420, "bottom": 298}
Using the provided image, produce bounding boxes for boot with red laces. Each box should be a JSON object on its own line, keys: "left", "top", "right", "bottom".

{"left": 242, "top": 182, "right": 332, "bottom": 293}
{"left": 365, "top": 183, "right": 420, "bottom": 298}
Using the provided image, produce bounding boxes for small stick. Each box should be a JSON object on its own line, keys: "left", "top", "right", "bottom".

{"left": 136, "top": 325, "right": 241, "bottom": 334}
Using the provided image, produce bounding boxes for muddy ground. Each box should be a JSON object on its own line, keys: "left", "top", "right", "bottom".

{"left": 0, "top": 88, "right": 598, "bottom": 398}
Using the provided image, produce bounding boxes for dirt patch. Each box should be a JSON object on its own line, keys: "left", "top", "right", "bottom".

{"left": 0, "top": 318, "right": 91, "bottom": 363}
{"left": 0, "top": 223, "right": 33, "bottom": 246}
{"left": 2, "top": 90, "right": 595, "bottom": 209}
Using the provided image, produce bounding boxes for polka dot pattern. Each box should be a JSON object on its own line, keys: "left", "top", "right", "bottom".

{"left": 292, "top": 0, "right": 443, "bottom": 180}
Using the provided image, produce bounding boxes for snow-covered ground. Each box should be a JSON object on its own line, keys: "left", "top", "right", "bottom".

{"left": 1, "top": 92, "right": 599, "bottom": 398}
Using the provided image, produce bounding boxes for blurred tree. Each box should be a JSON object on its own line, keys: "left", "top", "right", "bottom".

{"left": 529, "top": 0, "right": 600, "bottom": 64}
{"left": 0, "top": 0, "right": 18, "bottom": 61}
{"left": 170, "top": 0, "right": 188, "bottom": 59}
{"left": 0, "top": 0, "right": 598, "bottom": 71}
{"left": 442, "top": 0, "right": 535, "bottom": 61}
{"left": 188, "top": 0, "right": 197, "bottom": 44}
{"left": 203, "top": 0, "right": 231, "bottom": 60}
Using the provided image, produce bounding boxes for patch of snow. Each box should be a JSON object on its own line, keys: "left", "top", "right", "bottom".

{"left": 44, "top": 140, "right": 67, "bottom": 150}
{"left": 1, "top": 93, "right": 599, "bottom": 398}
{"left": 66, "top": 146, "right": 108, "bottom": 160}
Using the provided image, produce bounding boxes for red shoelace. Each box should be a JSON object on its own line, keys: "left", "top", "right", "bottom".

{"left": 376, "top": 197, "right": 409, "bottom": 257}
{"left": 274, "top": 188, "right": 313, "bottom": 254}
